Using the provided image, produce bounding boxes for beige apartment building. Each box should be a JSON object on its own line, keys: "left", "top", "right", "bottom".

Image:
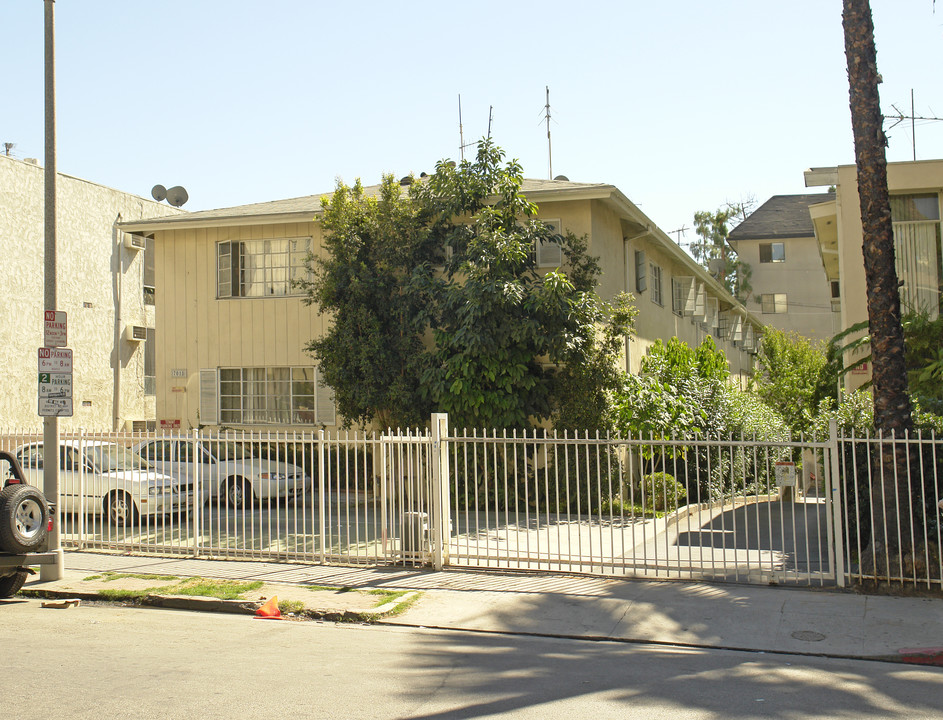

{"left": 120, "top": 178, "right": 764, "bottom": 431}
{"left": 805, "top": 158, "right": 943, "bottom": 389}
{"left": 728, "top": 193, "right": 837, "bottom": 343}
{"left": 0, "top": 155, "right": 183, "bottom": 429}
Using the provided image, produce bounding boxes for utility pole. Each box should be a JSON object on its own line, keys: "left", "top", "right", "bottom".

{"left": 42, "top": 0, "right": 64, "bottom": 582}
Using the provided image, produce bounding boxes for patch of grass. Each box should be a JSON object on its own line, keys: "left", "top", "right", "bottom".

{"left": 96, "top": 572, "right": 180, "bottom": 583}
{"left": 365, "top": 590, "right": 420, "bottom": 618}
{"left": 306, "top": 585, "right": 354, "bottom": 593}
{"left": 170, "top": 578, "right": 263, "bottom": 600}
{"left": 278, "top": 599, "right": 306, "bottom": 614}
{"left": 86, "top": 574, "right": 263, "bottom": 602}
{"left": 368, "top": 589, "right": 408, "bottom": 606}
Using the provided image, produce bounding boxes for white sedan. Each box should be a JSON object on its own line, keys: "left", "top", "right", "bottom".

{"left": 133, "top": 438, "right": 310, "bottom": 508}
{"left": 15, "top": 441, "right": 191, "bottom": 525}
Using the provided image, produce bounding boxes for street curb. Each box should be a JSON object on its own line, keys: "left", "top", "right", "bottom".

{"left": 18, "top": 587, "right": 402, "bottom": 623}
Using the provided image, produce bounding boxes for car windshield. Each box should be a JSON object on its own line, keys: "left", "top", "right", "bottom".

{"left": 87, "top": 445, "right": 150, "bottom": 472}
{"left": 212, "top": 442, "right": 260, "bottom": 461}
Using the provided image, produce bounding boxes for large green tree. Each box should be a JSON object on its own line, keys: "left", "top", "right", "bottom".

{"left": 750, "top": 328, "right": 838, "bottom": 437}
{"left": 691, "top": 205, "right": 751, "bottom": 301}
{"left": 415, "top": 140, "right": 630, "bottom": 429}
{"left": 304, "top": 139, "right": 631, "bottom": 431}
{"left": 300, "top": 176, "right": 439, "bottom": 429}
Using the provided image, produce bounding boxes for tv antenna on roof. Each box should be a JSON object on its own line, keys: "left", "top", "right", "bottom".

{"left": 541, "top": 86, "right": 554, "bottom": 179}
{"left": 886, "top": 89, "right": 943, "bottom": 161}
{"left": 668, "top": 225, "right": 688, "bottom": 244}
{"left": 457, "top": 96, "right": 495, "bottom": 159}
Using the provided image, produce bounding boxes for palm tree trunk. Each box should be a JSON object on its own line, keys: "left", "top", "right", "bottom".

{"left": 842, "top": 0, "right": 915, "bottom": 583}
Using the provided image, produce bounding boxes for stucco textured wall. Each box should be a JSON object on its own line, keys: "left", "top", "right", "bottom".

{"left": 0, "top": 155, "right": 181, "bottom": 429}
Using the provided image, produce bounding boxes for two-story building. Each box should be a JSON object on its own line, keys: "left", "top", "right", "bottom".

{"left": 119, "top": 177, "right": 765, "bottom": 431}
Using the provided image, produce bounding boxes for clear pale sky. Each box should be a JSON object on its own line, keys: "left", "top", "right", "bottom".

{"left": 3, "top": 1, "right": 942, "bottom": 245}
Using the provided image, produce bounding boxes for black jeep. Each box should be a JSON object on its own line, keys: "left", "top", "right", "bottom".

{"left": 0, "top": 450, "right": 55, "bottom": 598}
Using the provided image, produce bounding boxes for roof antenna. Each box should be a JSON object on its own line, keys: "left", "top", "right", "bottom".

{"left": 458, "top": 95, "right": 470, "bottom": 161}
{"left": 543, "top": 86, "right": 553, "bottom": 179}
{"left": 486, "top": 105, "right": 494, "bottom": 141}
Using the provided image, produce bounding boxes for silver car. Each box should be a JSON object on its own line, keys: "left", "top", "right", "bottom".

{"left": 15, "top": 441, "right": 191, "bottom": 525}
{"left": 132, "top": 438, "right": 310, "bottom": 508}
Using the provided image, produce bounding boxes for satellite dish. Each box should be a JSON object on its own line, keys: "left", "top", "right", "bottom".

{"left": 165, "top": 186, "right": 189, "bottom": 207}
{"left": 151, "top": 184, "right": 167, "bottom": 202}
{"left": 553, "top": 175, "right": 570, "bottom": 181}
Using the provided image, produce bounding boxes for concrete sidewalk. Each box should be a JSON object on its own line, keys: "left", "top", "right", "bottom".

{"left": 15, "top": 550, "right": 943, "bottom": 665}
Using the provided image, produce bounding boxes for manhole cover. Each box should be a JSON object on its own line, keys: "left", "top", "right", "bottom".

{"left": 791, "top": 630, "right": 826, "bottom": 642}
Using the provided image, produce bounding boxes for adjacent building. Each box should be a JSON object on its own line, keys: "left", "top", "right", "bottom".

{"left": 805, "top": 158, "right": 943, "bottom": 389}
{"left": 0, "top": 155, "right": 182, "bottom": 429}
{"left": 727, "top": 193, "right": 837, "bottom": 342}
{"left": 119, "top": 177, "right": 765, "bottom": 432}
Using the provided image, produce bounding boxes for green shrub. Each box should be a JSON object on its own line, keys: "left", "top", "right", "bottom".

{"left": 639, "top": 472, "right": 686, "bottom": 512}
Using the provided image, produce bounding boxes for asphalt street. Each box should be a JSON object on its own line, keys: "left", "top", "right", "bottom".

{"left": 3, "top": 599, "right": 941, "bottom": 720}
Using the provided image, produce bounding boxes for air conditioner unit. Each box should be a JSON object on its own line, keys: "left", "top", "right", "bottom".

{"left": 125, "top": 325, "right": 148, "bottom": 342}
{"left": 124, "top": 234, "right": 146, "bottom": 251}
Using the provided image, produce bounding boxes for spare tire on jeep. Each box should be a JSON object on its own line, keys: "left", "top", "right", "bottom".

{"left": 0, "top": 484, "right": 49, "bottom": 554}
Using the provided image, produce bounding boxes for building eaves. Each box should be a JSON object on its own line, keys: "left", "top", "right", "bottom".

{"left": 117, "top": 177, "right": 614, "bottom": 233}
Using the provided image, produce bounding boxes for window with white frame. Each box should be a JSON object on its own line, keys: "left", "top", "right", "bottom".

{"left": 759, "top": 242, "right": 785, "bottom": 263}
{"left": 649, "top": 262, "right": 663, "bottom": 306}
{"left": 213, "top": 366, "right": 335, "bottom": 425}
{"left": 143, "top": 235, "right": 155, "bottom": 306}
{"left": 891, "top": 193, "right": 942, "bottom": 318}
{"left": 634, "top": 250, "right": 647, "bottom": 293}
{"left": 144, "top": 328, "right": 155, "bottom": 396}
{"left": 217, "top": 237, "right": 311, "bottom": 298}
{"left": 761, "top": 293, "right": 788, "bottom": 314}
{"left": 536, "top": 219, "right": 564, "bottom": 268}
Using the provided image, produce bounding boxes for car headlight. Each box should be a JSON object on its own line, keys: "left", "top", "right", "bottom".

{"left": 148, "top": 484, "right": 171, "bottom": 496}
{"left": 260, "top": 473, "right": 286, "bottom": 481}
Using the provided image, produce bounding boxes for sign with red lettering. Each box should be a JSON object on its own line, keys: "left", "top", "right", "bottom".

{"left": 38, "top": 347, "right": 72, "bottom": 373}
{"left": 43, "top": 310, "right": 67, "bottom": 347}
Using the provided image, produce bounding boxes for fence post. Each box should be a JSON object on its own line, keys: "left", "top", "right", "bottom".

{"left": 318, "top": 429, "right": 326, "bottom": 564}
{"left": 191, "top": 427, "right": 201, "bottom": 558}
{"left": 828, "top": 418, "right": 846, "bottom": 588}
{"left": 430, "top": 413, "right": 451, "bottom": 571}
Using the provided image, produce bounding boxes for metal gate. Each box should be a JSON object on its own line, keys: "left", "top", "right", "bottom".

{"left": 441, "top": 428, "right": 843, "bottom": 587}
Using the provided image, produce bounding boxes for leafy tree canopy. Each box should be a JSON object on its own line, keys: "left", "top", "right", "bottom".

{"left": 303, "top": 139, "right": 633, "bottom": 430}
{"left": 750, "top": 327, "right": 838, "bottom": 437}
{"left": 691, "top": 204, "right": 751, "bottom": 301}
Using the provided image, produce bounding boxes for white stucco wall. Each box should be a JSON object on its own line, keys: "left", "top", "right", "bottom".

{"left": 0, "top": 155, "right": 182, "bottom": 429}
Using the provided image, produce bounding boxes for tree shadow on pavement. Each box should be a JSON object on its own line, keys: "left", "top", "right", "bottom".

{"left": 396, "top": 585, "right": 943, "bottom": 719}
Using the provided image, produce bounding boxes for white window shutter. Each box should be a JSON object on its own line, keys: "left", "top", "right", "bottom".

{"left": 315, "top": 370, "right": 336, "bottom": 426}
{"left": 199, "top": 369, "right": 218, "bottom": 426}
{"left": 689, "top": 283, "right": 706, "bottom": 319}
{"left": 705, "top": 297, "right": 719, "bottom": 329}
